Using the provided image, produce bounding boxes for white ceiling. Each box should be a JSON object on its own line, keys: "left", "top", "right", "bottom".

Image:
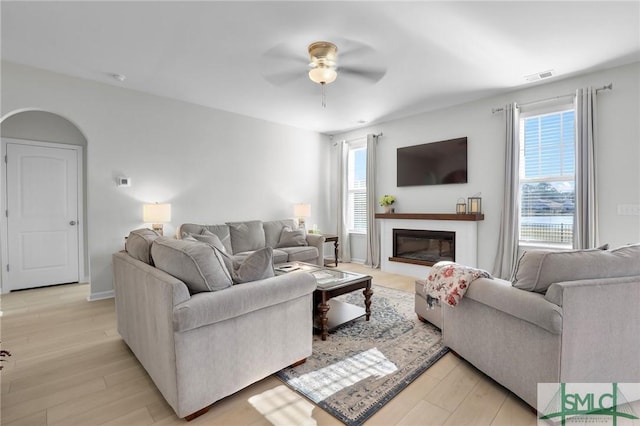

{"left": 2, "top": 1, "right": 639, "bottom": 134}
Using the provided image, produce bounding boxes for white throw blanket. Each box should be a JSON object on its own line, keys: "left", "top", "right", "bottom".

{"left": 424, "top": 261, "right": 492, "bottom": 307}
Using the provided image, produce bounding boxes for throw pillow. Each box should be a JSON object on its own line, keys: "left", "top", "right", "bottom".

{"left": 510, "top": 244, "right": 609, "bottom": 286}
{"left": 202, "top": 229, "right": 232, "bottom": 253}
{"left": 125, "top": 228, "right": 160, "bottom": 265}
{"left": 263, "top": 219, "right": 297, "bottom": 248}
{"left": 215, "top": 247, "right": 275, "bottom": 284}
{"left": 183, "top": 231, "right": 227, "bottom": 253}
{"left": 512, "top": 244, "right": 640, "bottom": 293}
{"left": 226, "top": 220, "right": 266, "bottom": 254}
{"left": 276, "top": 226, "right": 308, "bottom": 248}
{"left": 151, "top": 237, "right": 233, "bottom": 293}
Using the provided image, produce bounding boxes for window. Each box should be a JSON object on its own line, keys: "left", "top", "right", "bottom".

{"left": 347, "top": 143, "right": 367, "bottom": 233}
{"left": 519, "top": 107, "right": 575, "bottom": 247}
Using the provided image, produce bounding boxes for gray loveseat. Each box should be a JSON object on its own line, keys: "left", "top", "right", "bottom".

{"left": 113, "top": 228, "right": 316, "bottom": 419}
{"left": 415, "top": 244, "right": 640, "bottom": 408}
{"left": 178, "top": 219, "right": 325, "bottom": 266}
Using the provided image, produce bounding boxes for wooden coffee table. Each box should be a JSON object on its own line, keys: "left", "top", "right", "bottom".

{"left": 275, "top": 262, "right": 373, "bottom": 340}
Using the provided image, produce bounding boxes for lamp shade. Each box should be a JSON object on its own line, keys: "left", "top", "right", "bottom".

{"left": 293, "top": 203, "right": 311, "bottom": 218}
{"left": 143, "top": 203, "right": 172, "bottom": 223}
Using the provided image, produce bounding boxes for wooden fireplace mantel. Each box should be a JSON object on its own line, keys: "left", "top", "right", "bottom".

{"left": 375, "top": 213, "right": 484, "bottom": 221}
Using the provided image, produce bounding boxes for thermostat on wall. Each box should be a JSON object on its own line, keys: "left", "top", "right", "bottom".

{"left": 116, "top": 177, "right": 131, "bottom": 187}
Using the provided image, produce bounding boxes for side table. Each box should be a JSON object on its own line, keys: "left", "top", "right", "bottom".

{"left": 322, "top": 234, "right": 339, "bottom": 267}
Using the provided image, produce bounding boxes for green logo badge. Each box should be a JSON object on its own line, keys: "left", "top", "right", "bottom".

{"left": 538, "top": 383, "right": 640, "bottom": 425}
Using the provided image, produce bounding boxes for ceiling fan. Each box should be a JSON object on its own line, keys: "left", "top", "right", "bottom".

{"left": 261, "top": 39, "right": 386, "bottom": 107}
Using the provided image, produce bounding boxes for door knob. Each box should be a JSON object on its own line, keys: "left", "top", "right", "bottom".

{"left": 69, "top": 220, "right": 77, "bottom": 226}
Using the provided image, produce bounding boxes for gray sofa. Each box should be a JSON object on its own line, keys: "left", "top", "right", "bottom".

{"left": 113, "top": 229, "right": 316, "bottom": 419}
{"left": 415, "top": 244, "right": 640, "bottom": 408}
{"left": 178, "top": 219, "right": 325, "bottom": 266}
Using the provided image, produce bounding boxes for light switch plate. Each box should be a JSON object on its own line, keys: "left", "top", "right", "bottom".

{"left": 617, "top": 204, "right": 640, "bottom": 215}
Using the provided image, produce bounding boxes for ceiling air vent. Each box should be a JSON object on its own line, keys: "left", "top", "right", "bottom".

{"left": 524, "top": 70, "right": 555, "bottom": 82}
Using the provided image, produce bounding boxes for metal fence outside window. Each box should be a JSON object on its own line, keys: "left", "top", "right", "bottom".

{"left": 520, "top": 222, "right": 573, "bottom": 244}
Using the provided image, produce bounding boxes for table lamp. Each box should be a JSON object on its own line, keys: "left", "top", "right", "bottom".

{"left": 293, "top": 203, "right": 311, "bottom": 231}
{"left": 143, "top": 203, "right": 171, "bottom": 235}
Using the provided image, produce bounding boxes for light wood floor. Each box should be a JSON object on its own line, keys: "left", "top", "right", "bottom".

{"left": 0, "top": 263, "right": 536, "bottom": 426}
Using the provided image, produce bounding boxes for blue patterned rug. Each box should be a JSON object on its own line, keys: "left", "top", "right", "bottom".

{"left": 276, "top": 285, "right": 449, "bottom": 426}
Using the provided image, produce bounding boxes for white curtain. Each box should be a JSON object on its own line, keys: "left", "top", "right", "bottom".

{"left": 574, "top": 87, "right": 599, "bottom": 249}
{"left": 337, "top": 141, "right": 351, "bottom": 263}
{"left": 364, "top": 134, "right": 379, "bottom": 268}
{"left": 492, "top": 103, "right": 521, "bottom": 279}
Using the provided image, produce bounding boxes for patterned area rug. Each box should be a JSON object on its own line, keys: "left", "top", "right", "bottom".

{"left": 276, "top": 285, "right": 448, "bottom": 426}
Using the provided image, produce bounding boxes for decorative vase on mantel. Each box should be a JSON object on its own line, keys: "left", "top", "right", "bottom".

{"left": 379, "top": 195, "right": 396, "bottom": 214}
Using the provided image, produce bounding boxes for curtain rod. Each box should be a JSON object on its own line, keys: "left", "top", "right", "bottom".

{"left": 332, "top": 132, "right": 383, "bottom": 146}
{"left": 491, "top": 83, "right": 613, "bottom": 114}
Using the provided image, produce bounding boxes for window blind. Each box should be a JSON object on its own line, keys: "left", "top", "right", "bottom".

{"left": 519, "top": 109, "right": 575, "bottom": 246}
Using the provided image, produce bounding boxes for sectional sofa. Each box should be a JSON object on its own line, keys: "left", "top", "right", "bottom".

{"left": 113, "top": 224, "right": 317, "bottom": 419}
{"left": 178, "top": 219, "right": 325, "bottom": 266}
{"left": 416, "top": 243, "right": 640, "bottom": 408}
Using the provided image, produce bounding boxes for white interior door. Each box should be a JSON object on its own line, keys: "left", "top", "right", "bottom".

{"left": 6, "top": 143, "right": 79, "bottom": 290}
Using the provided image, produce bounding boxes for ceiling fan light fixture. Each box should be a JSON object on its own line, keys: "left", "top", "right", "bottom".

{"left": 308, "top": 66, "right": 337, "bottom": 85}
{"left": 307, "top": 41, "right": 339, "bottom": 107}
{"left": 308, "top": 41, "right": 338, "bottom": 85}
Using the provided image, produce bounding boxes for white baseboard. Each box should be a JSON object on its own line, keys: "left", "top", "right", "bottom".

{"left": 350, "top": 258, "right": 365, "bottom": 264}
{"left": 87, "top": 290, "right": 114, "bottom": 301}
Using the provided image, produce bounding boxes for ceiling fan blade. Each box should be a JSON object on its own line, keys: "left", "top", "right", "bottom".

{"left": 339, "top": 66, "right": 386, "bottom": 83}
{"left": 262, "top": 70, "right": 306, "bottom": 87}
{"left": 339, "top": 44, "right": 377, "bottom": 62}
{"left": 260, "top": 42, "right": 310, "bottom": 86}
{"left": 262, "top": 43, "right": 308, "bottom": 65}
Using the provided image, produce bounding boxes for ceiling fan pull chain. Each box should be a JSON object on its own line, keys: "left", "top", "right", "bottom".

{"left": 321, "top": 82, "right": 326, "bottom": 108}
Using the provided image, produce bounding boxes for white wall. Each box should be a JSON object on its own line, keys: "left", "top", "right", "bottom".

{"left": 331, "top": 62, "right": 640, "bottom": 272}
{"left": 2, "top": 110, "right": 87, "bottom": 144}
{"left": 2, "top": 61, "right": 637, "bottom": 292}
{"left": 1, "top": 61, "right": 331, "bottom": 298}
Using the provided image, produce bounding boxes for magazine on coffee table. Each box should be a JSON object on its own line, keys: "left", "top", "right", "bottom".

{"left": 275, "top": 264, "right": 300, "bottom": 272}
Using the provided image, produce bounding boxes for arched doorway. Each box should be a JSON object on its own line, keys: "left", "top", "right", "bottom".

{"left": 1, "top": 110, "right": 89, "bottom": 293}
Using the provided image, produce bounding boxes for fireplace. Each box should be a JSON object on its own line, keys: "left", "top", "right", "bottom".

{"left": 392, "top": 229, "right": 455, "bottom": 266}
{"left": 377, "top": 213, "right": 481, "bottom": 277}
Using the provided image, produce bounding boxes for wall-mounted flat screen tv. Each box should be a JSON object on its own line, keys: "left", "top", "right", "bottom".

{"left": 397, "top": 137, "right": 468, "bottom": 186}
